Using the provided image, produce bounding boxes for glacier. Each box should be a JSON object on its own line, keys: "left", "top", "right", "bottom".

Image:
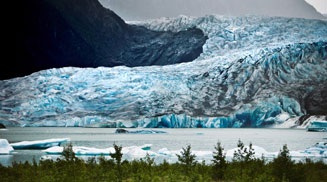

{"left": 10, "top": 138, "right": 70, "bottom": 149}
{"left": 0, "top": 15, "right": 327, "bottom": 128}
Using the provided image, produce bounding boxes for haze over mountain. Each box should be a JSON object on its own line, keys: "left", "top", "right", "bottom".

{"left": 100, "top": 0, "right": 325, "bottom": 20}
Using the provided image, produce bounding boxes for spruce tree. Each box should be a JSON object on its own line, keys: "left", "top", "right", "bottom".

{"left": 212, "top": 141, "right": 227, "bottom": 180}
{"left": 110, "top": 143, "right": 123, "bottom": 165}
{"left": 272, "top": 144, "right": 294, "bottom": 182}
{"left": 176, "top": 145, "right": 197, "bottom": 174}
{"left": 62, "top": 142, "right": 76, "bottom": 161}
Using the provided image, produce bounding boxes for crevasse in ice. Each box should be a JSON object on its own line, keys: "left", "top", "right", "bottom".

{"left": 0, "top": 16, "right": 326, "bottom": 128}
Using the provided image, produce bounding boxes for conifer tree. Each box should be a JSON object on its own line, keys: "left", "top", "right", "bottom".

{"left": 110, "top": 143, "right": 123, "bottom": 165}
{"left": 62, "top": 142, "right": 76, "bottom": 161}
{"left": 176, "top": 145, "right": 197, "bottom": 175}
{"left": 212, "top": 141, "right": 227, "bottom": 180}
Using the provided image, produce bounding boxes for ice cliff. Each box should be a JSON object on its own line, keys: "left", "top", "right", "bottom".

{"left": 1, "top": 15, "right": 326, "bottom": 128}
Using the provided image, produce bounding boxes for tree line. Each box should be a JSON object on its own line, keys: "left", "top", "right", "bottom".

{"left": 1, "top": 140, "right": 326, "bottom": 182}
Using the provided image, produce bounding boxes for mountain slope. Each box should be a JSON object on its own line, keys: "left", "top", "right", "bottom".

{"left": 100, "top": 0, "right": 324, "bottom": 20}
{"left": 9, "top": 0, "right": 207, "bottom": 80}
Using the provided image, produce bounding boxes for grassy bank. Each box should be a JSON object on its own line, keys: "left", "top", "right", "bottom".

{"left": 1, "top": 141, "right": 326, "bottom": 182}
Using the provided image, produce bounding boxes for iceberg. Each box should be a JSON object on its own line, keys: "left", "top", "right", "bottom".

{"left": 115, "top": 129, "right": 167, "bottom": 134}
{"left": 44, "top": 146, "right": 110, "bottom": 156}
{"left": 0, "top": 139, "right": 14, "bottom": 155}
{"left": 11, "top": 138, "right": 70, "bottom": 149}
{"left": 307, "top": 121, "right": 327, "bottom": 132}
{"left": 155, "top": 142, "right": 327, "bottom": 160}
{"left": 41, "top": 142, "right": 327, "bottom": 162}
{"left": 225, "top": 145, "right": 278, "bottom": 159}
{"left": 43, "top": 144, "right": 153, "bottom": 156}
{"left": 291, "top": 142, "right": 327, "bottom": 158}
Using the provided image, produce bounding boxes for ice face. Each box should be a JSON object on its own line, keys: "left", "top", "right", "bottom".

{"left": 10, "top": 138, "right": 70, "bottom": 149}
{"left": 0, "top": 16, "right": 326, "bottom": 128}
{"left": 0, "top": 139, "right": 14, "bottom": 155}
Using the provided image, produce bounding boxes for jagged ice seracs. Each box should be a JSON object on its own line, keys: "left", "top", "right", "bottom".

{"left": 0, "top": 15, "right": 326, "bottom": 128}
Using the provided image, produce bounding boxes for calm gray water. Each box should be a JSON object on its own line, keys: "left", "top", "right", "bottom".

{"left": 1, "top": 127, "right": 326, "bottom": 166}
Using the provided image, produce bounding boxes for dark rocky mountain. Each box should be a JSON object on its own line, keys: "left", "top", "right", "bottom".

{"left": 9, "top": 0, "right": 207, "bottom": 80}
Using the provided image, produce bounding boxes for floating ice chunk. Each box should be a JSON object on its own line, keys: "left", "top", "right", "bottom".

{"left": 43, "top": 144, "right": 153, "bottom": 156}
{"left": 43, "top": 146, "right": 64, "bottom": 155}
{"left": 129, "top": 130, "right": 167, "bottom": 134}
{"left": 41, "top": 142, "right": 327, "bottom": 162}
{"left": 11, "top": 138, "right": 70, "bottom": 149}
{"left": 0, "top": 139, "right": 14, "bottom": 155}
{"left": 158, "top": 148, "right": 171, "bottom": 155}
{"left": 193, "top": 150, "right": 212, "bottom": 158}
{"left": 44, "top": 146, "right": 111, "bottom": 155}
{"left": 115, "top": 129, "right": 167, "bottom": 134}
{"left": 291, "top": 142, "right": 327, "bottom": 158}
{"left": 74, "top": 147, "right": 110, "bottom": 156}
{"left": 226, "top": 145, "right": 277, "bottom": 158}
{"left": 124, "top": 147, "right": 157, "bottom": 158}
{"left": 307, "top": 121, "right": 327, "bottom": 132}
{"left": 140, "top": 144, "right": 152, "bottom": 150}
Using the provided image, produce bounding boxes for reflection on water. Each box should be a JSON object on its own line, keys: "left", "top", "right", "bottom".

{"left": 0, "top": 155, "right": 13, "bottom": 166}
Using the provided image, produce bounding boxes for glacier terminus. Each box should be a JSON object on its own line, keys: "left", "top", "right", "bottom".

{"left": 1, "top": 15, "right": 327, "bottom": 128}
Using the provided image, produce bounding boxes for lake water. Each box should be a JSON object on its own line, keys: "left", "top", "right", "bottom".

{"left": 1, "top": 127, "right": 326, "bottom": 166}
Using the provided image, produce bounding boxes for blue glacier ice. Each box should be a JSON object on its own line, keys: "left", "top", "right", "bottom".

{"left": 10, "top": 138, "right": 70, "bottom": 149}
{"left": 0, "top": 16, "right": 326, "bottom": 128}
{"left": 307, "top": 121, "right": 327, "bottom": 132}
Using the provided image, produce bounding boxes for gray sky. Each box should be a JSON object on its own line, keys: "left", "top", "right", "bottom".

{"left": 101, "top": 0, "right": 325, "bottom": 20}
{"left": 306, "top": 0, "right": 327, "bottom": 14}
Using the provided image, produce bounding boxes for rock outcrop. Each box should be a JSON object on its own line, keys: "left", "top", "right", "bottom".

{"left": 8, "top": 0, "right": 207, "bottom": 80}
